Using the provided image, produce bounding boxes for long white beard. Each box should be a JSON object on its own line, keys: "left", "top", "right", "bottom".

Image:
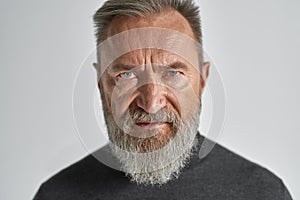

{"left": 106, "top": 107, "right": 200, "bottom": 185}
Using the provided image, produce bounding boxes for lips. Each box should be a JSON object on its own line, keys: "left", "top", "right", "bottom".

{"left": 134, "top": 121, "right": 173, "bottom": 130}
{"left": 136, "top": 122, "right": 165, "bottom": 127}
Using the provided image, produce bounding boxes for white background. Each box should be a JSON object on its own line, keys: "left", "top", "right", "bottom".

{"left": 0, "top": 0, "right": 299, "bottom": 199}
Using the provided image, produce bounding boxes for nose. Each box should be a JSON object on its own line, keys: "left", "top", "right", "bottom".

{"left": 136, "top": 83, "right": 167, "bottom": 114}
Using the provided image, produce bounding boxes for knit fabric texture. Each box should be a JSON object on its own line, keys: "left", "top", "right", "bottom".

{"left": 34, "top": 135, "right": 292, "bottom": 200}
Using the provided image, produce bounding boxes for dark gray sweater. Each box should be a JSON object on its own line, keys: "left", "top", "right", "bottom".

{"left": 34, "top": 136, "right": 292, "bottom": 200}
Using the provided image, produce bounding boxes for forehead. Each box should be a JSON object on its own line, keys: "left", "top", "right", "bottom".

{"left": 106, "top": 10, "right": 196, "bottom": 40}
{"left": 111, "top": 49, "right": 187, "bottom": 66}
{"left": 97, "top": 11, "right": 201, "bottom": 75}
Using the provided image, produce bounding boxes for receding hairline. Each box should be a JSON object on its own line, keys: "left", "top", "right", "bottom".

{"left": 93, "top": 0, "right": 202, "bottom": 45}
{"left": 104, "top": 9, "right": 197, "bottom": 41}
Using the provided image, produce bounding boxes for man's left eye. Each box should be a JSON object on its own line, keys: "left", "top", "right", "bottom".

{"left": 167, "top": 71, "right": 180, "bottom": 77}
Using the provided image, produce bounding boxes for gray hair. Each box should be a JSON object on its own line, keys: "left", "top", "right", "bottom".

{"left": 93, "top": 0, "right": 202, "bottom": 46}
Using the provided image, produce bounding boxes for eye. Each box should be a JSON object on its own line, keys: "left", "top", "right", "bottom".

{"left": 117, "top": 71, "right": 135, "bottom": 80}
{"left": 166, "top": 70, "right": 180, "bottom": 77}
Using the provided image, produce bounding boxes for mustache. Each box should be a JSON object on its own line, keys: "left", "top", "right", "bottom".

{"left": 129, "top": 106, "right": 179, "bottom": 125}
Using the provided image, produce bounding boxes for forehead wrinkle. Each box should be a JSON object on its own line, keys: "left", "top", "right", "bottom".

{"left": 108, "top": 48, "right": 195, "bottom": 77}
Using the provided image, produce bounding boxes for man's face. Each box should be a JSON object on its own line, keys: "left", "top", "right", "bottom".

{"left": 96, "top": 10, "right": 209, "bottom": 184}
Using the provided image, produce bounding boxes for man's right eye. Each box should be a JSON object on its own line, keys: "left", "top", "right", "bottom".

{"left": 117, "top": 71, "right": 135, "bottom": 79}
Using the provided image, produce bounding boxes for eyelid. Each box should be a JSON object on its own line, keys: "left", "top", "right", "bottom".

{"left": 165, "top": 69, "right": 184, "bottom": 75}
{"left": 165, "top": 70, "right": 182, "bottom": 76}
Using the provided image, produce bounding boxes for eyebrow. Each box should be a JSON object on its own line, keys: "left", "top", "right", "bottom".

{"left": 108, "top": 64, "right": 135, "bottom": 74}
{"left": 168, "top": 61, "right": 189, "bottom": 71}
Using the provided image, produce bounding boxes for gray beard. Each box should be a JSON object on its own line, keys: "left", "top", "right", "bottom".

{"left": 105, "top": 106, "right": 201, "bottom": 185}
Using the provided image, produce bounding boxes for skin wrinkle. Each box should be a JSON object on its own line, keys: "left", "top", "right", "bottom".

{"left": 103, "top": 48, "right": 202, "bottom": 114}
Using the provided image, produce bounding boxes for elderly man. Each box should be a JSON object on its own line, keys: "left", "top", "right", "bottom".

{"left": 34, "top": 0, "right": 292, "bottom": 199}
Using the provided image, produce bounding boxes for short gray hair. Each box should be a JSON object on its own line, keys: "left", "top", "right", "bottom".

{"left": 93, "top": 0, "right": 202, "bottom": 46}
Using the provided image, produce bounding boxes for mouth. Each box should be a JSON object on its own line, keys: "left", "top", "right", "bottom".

{"left": 135, "top": 122, "right": 169, "bottom": 129}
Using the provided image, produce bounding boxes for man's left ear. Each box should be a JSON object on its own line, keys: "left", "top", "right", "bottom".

{"left": 200, "top": 61, "right": 210, "bottom": 93}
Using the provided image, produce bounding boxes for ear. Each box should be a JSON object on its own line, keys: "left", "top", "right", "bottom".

{"left": 93, "top": 62, "right": 99, "bottom": 71}
{"left": 200, "top": 61, "right": 210, "bottom": 94}
{"left": 93, "top": 63, "right": 100, "bottom": 82}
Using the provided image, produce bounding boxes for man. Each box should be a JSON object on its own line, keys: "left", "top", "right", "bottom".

{"left": 34, "top": 0, "right": 292, "bottom": 199}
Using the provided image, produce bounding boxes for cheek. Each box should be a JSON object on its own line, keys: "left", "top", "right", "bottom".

{"left": 191, "top": 74, "right": 201, "bottom": 97}
{"left": 170, "top": 74, "right": 200, "bottom": 120}
{"left": 165, "top": 89, "right": 181, "bottom": 115}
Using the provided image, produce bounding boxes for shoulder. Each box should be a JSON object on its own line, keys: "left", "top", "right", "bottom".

{"left": 190, "top": 138, "right": 292, "bottom": 199}
{"left": 33, "top": 146, "right": 125, "bottom": 199}
{"left": 33, "top": 138, "right": 292, "bottom": 200}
